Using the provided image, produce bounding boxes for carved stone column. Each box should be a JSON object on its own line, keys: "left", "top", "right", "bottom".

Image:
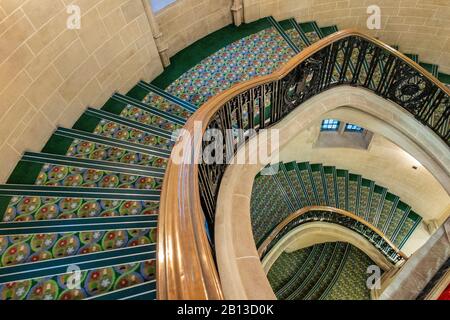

{"left": 142, "top": 0, "right": 170, "bottom": 67}
{"left": 231, "top": 0, "right": 243, "bottom": 27}
{"left": 379, "top": 217, "right": 450, "bottom": 299}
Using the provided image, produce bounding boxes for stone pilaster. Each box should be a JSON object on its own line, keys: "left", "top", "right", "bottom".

{"left": 379, "top": 217, "right": 450, "bottom": 300}
{"left": 231, "top": 0, "right": 244, "bottom": 27}
{"left": 142, "top": 0, "right": 170, "bottom": 67}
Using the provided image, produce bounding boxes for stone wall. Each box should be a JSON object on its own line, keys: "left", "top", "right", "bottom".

{"left": 0, "top": 0, "right": 164, "bottom": 182}
{"left": 155, "top": 0, "right": 233, "bottom": 57}
{"left": 243, "top": 0, "right": 450, "bottom": 74}
{"left": 380, "top": 217, "right": 450, "bottom": 300}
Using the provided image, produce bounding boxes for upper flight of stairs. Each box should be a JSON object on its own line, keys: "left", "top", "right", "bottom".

{"left": 267, "top": 242, "right": 376, "bottom": 300}
{"left": 0, "top": 16, "right": 442, "bottom": 300}
{"left": 251, "top": 162, "right": 423, "bottom": 249}
{"left": 272, "top": 18, "right": 450, "bottom": 87}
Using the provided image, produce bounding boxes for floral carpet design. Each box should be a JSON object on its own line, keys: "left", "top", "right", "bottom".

{"left": 163, "top": 27, "right": 295, "bottom": 106}
{"left": 93, "top": 120, "right": 173, "bottom": 150}
{"left": 1, "top": 228, "right": 156, "bottom": 268}
{"left": 0, "top": 27, "right": 294, "bottom": 300}
{"left": 65, "top": 139, "right": 168, "bottom": 168}
{"left": 285, "top": 28, "right": 308, "bottom": 50}
{"left": 0, "top": 260, "right": 155, "bottom": 300}
{"left": 267, "top": 242, "right": 377, "bottom": 300}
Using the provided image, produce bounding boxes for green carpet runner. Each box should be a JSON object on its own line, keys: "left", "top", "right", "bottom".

{"left": 0, "top": 19, "right": 297, "bottom": 300}
{"left": 251, "top": 162, "right": 423, "bottom": 248}
{"left": 267, "top": 242, "right": 379, "bottom": 300}
{"left": 0, "top": 16, "right": 445, "bottom": 300}
{"left": 278, "top": 18, "right": 450, "bottom": 88}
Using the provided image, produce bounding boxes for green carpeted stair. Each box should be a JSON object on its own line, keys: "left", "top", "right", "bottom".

{"left": 251, "top": 161, "right": 423, "bottom": 249}
{"left": 0, "top": 18, "right": 298, "bottom": 300}
{"left": 253, "top": 160, "right": 422, "bottom": 301}
{"left": 323, "top": 244, "right": 379, "bottom": 300}
{"left": 278, "top": 18, "right": 450, "bottom": 87}
{"left": 267, "top": 242, "right": 375, "bottom": 300}
{"left": 0, "top": 80, "right": 198, "bottom": 300}
{"left": 0, "top": 84, "right": 192, "bottom": 300}
{"left": 278, "top": 19, "right": 310, "bottom": 51}
{"left": 0, "top": 15, "right": 444, "bottom": 300}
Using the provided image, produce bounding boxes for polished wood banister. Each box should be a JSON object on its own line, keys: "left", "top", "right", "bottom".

{"left": 157, "top": 29, "right": 447, "bottom": 300}
{"left": 257, "top": 205, "right": 408, "bottom": 261}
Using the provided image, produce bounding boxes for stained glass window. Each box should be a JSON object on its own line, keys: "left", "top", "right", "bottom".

{"left": 345, "top": 123, "right": 364, "bottom": 132}
{"left": 321, "top": 119, "right": 340, "bottom": 131}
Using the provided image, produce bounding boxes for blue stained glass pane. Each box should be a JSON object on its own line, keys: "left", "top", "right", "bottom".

{"left": 321, "top": 119, "right": 340, "bottom": 131}
{"left": 345, "top": 123, "right": 364, "bottom": 132}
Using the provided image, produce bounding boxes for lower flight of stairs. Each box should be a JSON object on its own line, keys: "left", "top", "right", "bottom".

{"left": 0, "top": 81, "right": 197, "bottom": 300}
{"left": 251, "top": 162, "right": 423, "bottom": 249}
{"left": 267, "top": 242, "right": 376, "bottom": 300}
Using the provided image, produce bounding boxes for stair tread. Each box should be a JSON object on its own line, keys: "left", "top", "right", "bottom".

{"left": 321, "top": 245, "right": 377, "bottom": 300}
{"left": 268, "top": 245, "right": 313, "bottom": 294}
{"left": 275, "top": 245, "right": 322, "bottom": 299}
{"left": 88, "top": 280, "right": 156, "bottom": 300}
{"left": 267, "top": 16, "right": 300, "bottom": 54}
{"left": 0, "top": 231, "right": 156, "bottom": 270}
{"left": 305, "top": 243, "right": 348, "bottom": 300}
{"left": 131, "top": 81, "right": 196, "bottom": 114}
{"left": 53, "top": 131, "right": 168, "bottom": 169}
{"left": 0, "top": 258, "right": 156, "bottom": 300}
{"left": 1, "top": 17, "right": 437, "bottom": 301}
{"left": 251, "top": 161, "right": 423, "bottom": 252}
{"left": 22, "top": 152, "right": 166, "bottom": 178}
{"left": 278, "top": 19, "right": 309, "bottom": 50}
{"left": 323, "top": 167, "right": 338, "bottom": 208}
{"left": 268, "top": 242, "right": 380, "bottom": 300}
{"left": 310, "top": 164, "right": 328, "bottom": 206}
{"left": 287, "top": 243, "right": 335, "bottom": 300}
{"left": 284, "top": 162, "right": 309, "bottom": 207}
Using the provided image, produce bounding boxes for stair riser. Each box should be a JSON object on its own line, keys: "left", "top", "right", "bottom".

{"left": 22, "top": 152, "right": 165, "bottom": 179}
{"left": 0, "top": 245, "right": 156, "bottom": 284}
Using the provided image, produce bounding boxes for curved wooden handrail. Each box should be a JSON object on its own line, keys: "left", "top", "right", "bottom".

{"left": 157, "top": 29, "right": 448, "bottom": 300}
{"left": 256, "top": 205, "right": 408, "bottom": 261}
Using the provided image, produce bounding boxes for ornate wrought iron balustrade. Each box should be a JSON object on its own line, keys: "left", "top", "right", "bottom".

{"left": 257, "top": 209, "right": 406, "bottom": 264}
{"left": 198, "top": 35, "right": 450, "bottom": 232}
{"left": 158, "top": 30, "right": 449, "bottom": 300}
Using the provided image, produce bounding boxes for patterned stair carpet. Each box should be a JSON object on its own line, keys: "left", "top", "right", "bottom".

{"left": 0, "top": 19, "right": 294, "bottom": 301}
{"left": 0, "top": 15, "right": 445, "bottom": 300}
{"left": 267, "top": 242, "right": 380, "bottom": 300}
{"left": 250, "top": 161, "right": 422, "bottom": 249}
{"left": 162, "top": 28, "right": 294, "bottom": 106}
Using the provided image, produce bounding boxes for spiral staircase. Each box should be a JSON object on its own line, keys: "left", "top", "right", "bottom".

{"left": 252, "top": 162, "right": 423, "bottom": 300}
{"left": 251, "top": 162, "right": 422, "bottom": 250}
{"left": 0, "top": 16, "right": 448, "bottom": 300}
{"left": 267, "top": 242, "right": 372, "bottom": 300}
